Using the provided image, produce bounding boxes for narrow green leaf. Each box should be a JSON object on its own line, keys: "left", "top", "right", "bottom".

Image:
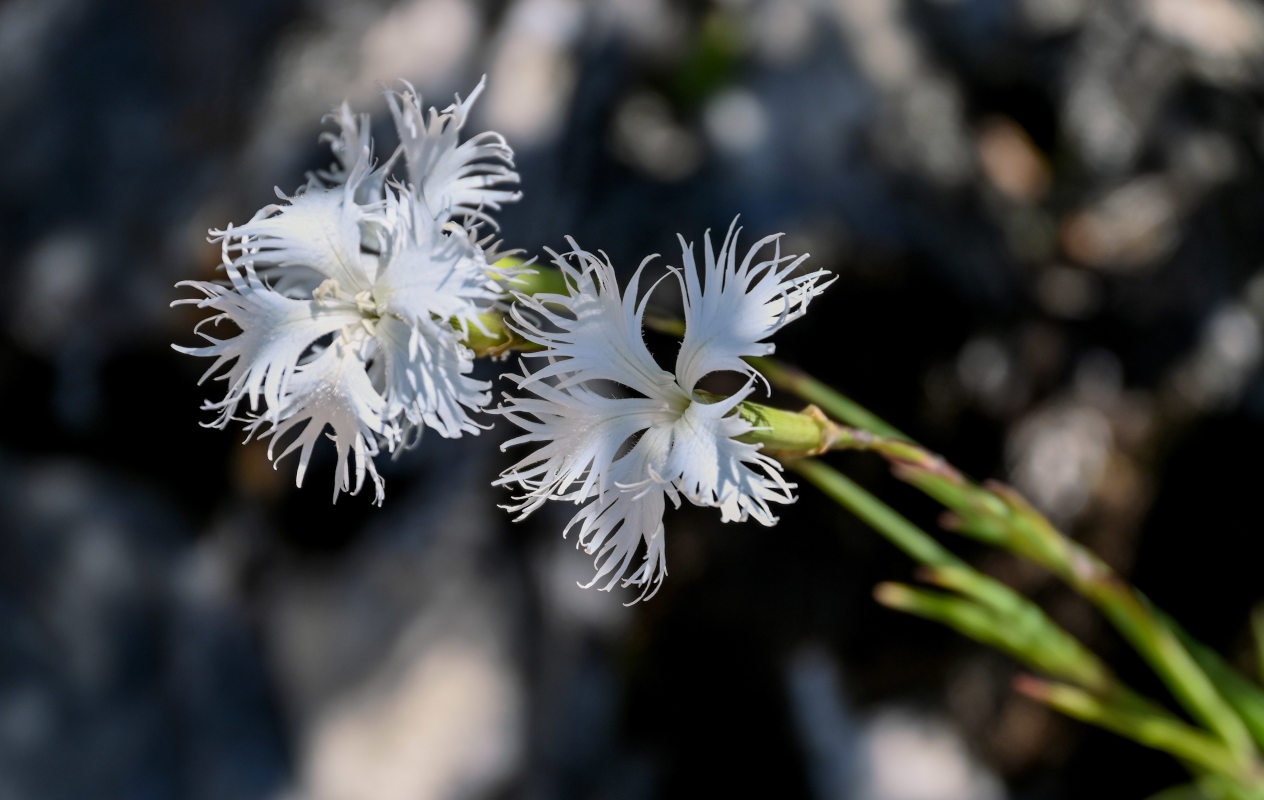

{"left": 920, "top": 565, "right": 1119, "bottom": 695}
{"left": 1178, "top": 623, "right": 1264, "bottom": 755}
{"left": 874, "top": 583, "right": 1013, "bottom": 654}
{"left": 789, "top": 459, "right": 961, "bottom": 569}
{"left": 1015, "top": 677, "right": 1251, "bottom": 782}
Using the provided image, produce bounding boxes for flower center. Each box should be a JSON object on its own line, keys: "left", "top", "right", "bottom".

{"left": 314, "top": 278, "right": 385, "bottom": 336}
{"left": 665, "top": 382, "right": 694, "bottom": 418}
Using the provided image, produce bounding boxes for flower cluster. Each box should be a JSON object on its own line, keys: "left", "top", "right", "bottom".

{"left": 497, "top": 222, "right": 833, "bottom": 600}
{"left": 175, "top": 77, "right": 835, "bottom": 602}
{"left": 175, "top": 79, "right": 519, "bottom": 504}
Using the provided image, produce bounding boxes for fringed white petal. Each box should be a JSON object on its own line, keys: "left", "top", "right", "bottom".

{"left": 373, "top": 191, "right": 503, "bottom": 328}
{"left": 213, "top": 183, "right": 377, "bottom": 295}
{"left": 666, "top": 387, "right": 796, "bottom": 524}
{"left": 386, "top": 76, "right": 521, "bottom": 227}
{"left": 173, "top": 261, "right": 362, "bottom": 426}
{"left": 316, "top": 102, "right": 392, "bottom": 205}
{"left": 509, "top": 245, "right": 680, "bottom": 401}
{"left": 372, "top": 315, "right": 490, "bottom": 439}
{"left": 495, "top": 376, "right": 676, "bottom": 515}
{"left": 562, "top": 425, "right": 677, "bottom": 602}
{"left": 497, "top": 223, "right": 832, "bottom": 600}
{"left": 674, "top": 218, "right": 835, "bottom": 393}
{"left": 181, "top": 78, "right": 522, "bottom": 505}
{"left": 244, "top": 339, "right": 389, "bottom": 505}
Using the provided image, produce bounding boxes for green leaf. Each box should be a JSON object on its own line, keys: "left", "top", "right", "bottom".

{"left": 1015, "top": 677, "right": 1251, "bottom": 782}
{"left": 919, "top": 565, "right": 1120, "bottom": 696}
{"left": 789, "top": 459, "right": 961, "bottom": 569}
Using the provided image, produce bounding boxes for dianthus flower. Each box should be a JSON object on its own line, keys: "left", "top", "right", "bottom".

{"left": 497, "top": 221, "right": 833, "bottom": 600}
{"left": 175, "top": 79, "right": 519, "bottom": 503}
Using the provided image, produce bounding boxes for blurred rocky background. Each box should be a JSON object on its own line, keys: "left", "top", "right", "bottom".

{"left": 3, "top": 0, "right": 1264, "bottom": 797}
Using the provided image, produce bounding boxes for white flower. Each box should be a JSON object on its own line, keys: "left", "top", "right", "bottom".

{"left": 386, "top": 80, "right": 521, "bottom": 225}
{"left": 175, "top": 78, "right": 519, "bottom": 504}
{"left": 497, "top": 220, "right": 834, "bottom": 600}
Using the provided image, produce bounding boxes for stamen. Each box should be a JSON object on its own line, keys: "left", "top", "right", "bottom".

{"left": 313, "top": 278, "right": 342, "bottom": 304}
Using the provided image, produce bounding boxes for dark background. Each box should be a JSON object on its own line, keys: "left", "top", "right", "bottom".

{"left": 3, "top": 0, "right": 1264, "bottom": 798}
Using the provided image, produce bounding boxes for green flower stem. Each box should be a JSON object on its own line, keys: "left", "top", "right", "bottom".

{"left": 1200, "top": 776, "right": 1264, "bottom": 800}
{"left": 1179, "top": 624, "right": 1264, "bottom": 754}
{"left": 795, "top": 459, "right": 1149, "bottom": 709}
{"left": 463, "top": 312, "right": 545, "bottom": 357}
{"left": 503, "top": 261, "right": 570, "bottom": 297}
{"left": 875, "top": 580, "right": 1015, "bottom": 647}
{"left": 788, "top": 458, "right": 962, "bottom": 569}
{"left": 745, "top": 356, "right": 908, "bottom": 440}
{"left": 461, "top": 261, "right": 569, "bottom": 356}
{"left": 654, "top": 336, "right": 1264, "bottom": 781}
{"left": 823, "top": 428, "right": 1258, "bottom": 765}
{"left": 638, "top": 317, "right": 906, "bottom": 440}
{"left": 963, "top": 482, "right": 1256, "bottom": 764}
{"left": 1150, "top": 777, "right": 1264, "bottom": 800}
{"left": 876, "top": 581, "right": 1120, "bottom": 695}
{"left": 723, "top": 395, "right": 842, "bottom": 455}
{"left": 1015, "top": 676, "right": 1254, "bottom": 784}
{"left": 750, "top": 362, "right": 1263, "bottom": 767}
{"left": 729, "top": 395, "right": 938, "bottom": 462}
{"left": 912, "top": 564, "right": 1126, "bottom": 696}
{"left": 484, "top": 282, "right": 1264, "bottom": 784}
